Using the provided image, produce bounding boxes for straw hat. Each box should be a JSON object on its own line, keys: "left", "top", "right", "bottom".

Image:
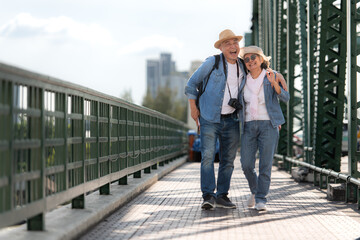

{"left": 239, "top": 45, "right": 271, "bottom": 62}
{"left": 214, "top": 29, "right": 243, "bottom": 49}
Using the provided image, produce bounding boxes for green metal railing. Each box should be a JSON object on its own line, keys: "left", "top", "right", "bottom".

{"left": 274, "top": 154, "right": 360, "bottom": 209}
{"left": 0, "top": 62, "right": 188, "bottom": 230}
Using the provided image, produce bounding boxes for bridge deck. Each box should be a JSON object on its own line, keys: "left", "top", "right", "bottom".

{"left": 80, "top": 156, "right": 360, "bottom": 240}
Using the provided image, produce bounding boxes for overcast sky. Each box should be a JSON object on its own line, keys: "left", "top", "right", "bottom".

{"left": 0, "top": 0, "right": 252, "bottom": 105}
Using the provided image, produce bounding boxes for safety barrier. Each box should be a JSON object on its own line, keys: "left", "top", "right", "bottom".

{"left": 274, "top": 154, "right": 360, "bottom": 210}
{"left": 0, "top": 62, "right": 188, "bottom": 230}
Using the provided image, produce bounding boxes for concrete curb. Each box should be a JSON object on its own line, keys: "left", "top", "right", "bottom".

{"left": 0, "top": 156, "right": 187, "bottom": 240}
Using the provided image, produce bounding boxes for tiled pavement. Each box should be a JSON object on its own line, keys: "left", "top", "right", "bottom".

{"left": 80, "top": 157, "right": 360, "bottom": 240}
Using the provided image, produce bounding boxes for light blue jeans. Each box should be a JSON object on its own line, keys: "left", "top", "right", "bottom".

{"left": 240, "top": 120, "right": 279, "bottom": 204}
{"left": 199, "top": 115, "right": 239, "bottom": 199}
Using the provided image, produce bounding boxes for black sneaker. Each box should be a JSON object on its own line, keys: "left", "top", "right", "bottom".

{"left": 201, "top": 195, "right": 216, "bottom": 210}
{"left": 216, "top": 195, "right": 236, "bottom": 209}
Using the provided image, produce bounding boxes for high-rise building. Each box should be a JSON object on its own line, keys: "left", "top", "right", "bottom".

{"left": 146, "top": 53, "right": 188, "bottom": 102}
{"left": 146, "top": 60, "right": 160, "bottom": 98}
{"left": 160, "top": 53, "right": 172, "bottom": 77}
{"left": 169, "top": 71, "right": 188, "bottom": 101}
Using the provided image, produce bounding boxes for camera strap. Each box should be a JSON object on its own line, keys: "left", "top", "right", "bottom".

{"left": 226, "top": 60, "right": 240, "bottom": 99}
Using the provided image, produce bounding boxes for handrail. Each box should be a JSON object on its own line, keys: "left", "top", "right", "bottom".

{"left": 0, "top": 61, "right": 189, "bottom": 230}
{"left": 274, "top": 154, "right": 360, "bottom": 186}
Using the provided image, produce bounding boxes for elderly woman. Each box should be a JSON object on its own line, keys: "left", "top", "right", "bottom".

{"left": 239, "top": 46, "right": 290, "bottom": 211}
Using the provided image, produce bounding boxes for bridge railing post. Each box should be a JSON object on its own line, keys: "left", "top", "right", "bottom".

{"left": 27, "top": 213, "right": 44, "bottom": 231}
{"left": 72, "top": 194, "right": 85, "bottom": 209}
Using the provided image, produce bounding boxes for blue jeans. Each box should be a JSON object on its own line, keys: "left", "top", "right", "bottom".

{"left": 199, "top": 114, "right": 239, "bottom": 199}
{"left": 240, "top": 120, "right": 279, "bottom": 204}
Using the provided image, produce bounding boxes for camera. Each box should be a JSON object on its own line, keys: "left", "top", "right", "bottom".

{"left": 228, "top": 98, "right": 242, "bottom": 110}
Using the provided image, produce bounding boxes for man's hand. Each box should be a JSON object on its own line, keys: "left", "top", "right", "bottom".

{"left": 275, "top": 72, "right": 288, "bottom": 91}
{"left": 189, "top": 99, "right": 200, "bottom": 128}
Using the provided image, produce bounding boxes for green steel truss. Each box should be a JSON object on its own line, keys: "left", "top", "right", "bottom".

{"left": 286, "top": 0, "right": 304, "bottom": 158}
{"left": 251, "top": 0, "right": 354, "bottom": 172}
{"left": 252, "top": 0, "right": 289, "bottom": 157}
{"left": 275, "top": 0, "right": 288, "bottom": 74}
{"left": 347, "top": 0, "right": 360, "bottom": 178}
{"left": 305, "top": 0, "right": 320, "bottom": 163}
{"left": 252, "top": 0, "right": 260, "bottom": 46}
{"left": 255, "top": 0, "right": 305, "bottom": 159}
{"left": 276, "top": 0, "right": 289, "bottom": 156}
{"left": 297, "top": 0, "right": 308, "bottom": 161}
{"left": 313, "top": 0, "right": 347, "bottom": 171}
{"left": 0, "top": 62, "right": 188, "bottom": 229}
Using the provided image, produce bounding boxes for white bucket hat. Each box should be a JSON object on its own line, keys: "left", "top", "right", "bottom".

{"left": 239, "top": 45, "right": 271, "bottom": 62}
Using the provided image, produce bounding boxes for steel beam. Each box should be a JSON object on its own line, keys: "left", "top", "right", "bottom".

{"left": 313, "top": 0, "right": 347, "bottom": 171}
{"left": 347, "top": 0, "right": 360, "bottom": 178}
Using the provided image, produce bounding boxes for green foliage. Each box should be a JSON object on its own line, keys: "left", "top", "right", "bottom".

{"left": 142, "top": 90, "right": 154, "bottom": 108}
{"left": 142, "top": 86, "right": 187, "bottom": 122}
{"left": 119, "top": 88, "right": 134, "bottom": 103}
{"left": 46, "top": 147, "right": 56, "bottom": 167}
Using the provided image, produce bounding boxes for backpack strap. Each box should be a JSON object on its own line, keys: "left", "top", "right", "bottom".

{"left": 196, "top": 54, "right": 221, "bottom": 109}
{"left": 214, "top": 54, "right": 220, "bottom": 70}
{"left": 200, "top": 54, "right": 220, "bottom": 93}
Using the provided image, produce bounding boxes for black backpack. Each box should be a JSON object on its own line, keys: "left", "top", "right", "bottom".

{"left": 196, "top": 54, "right": 220, "bottom": 109}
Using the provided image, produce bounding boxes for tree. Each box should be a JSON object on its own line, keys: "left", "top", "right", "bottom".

{"left": 142, "top": 89, "right": 155, "bottom": 109}
{"left": 142, "top": 86, "right": 187, "bottom": 122}
{"left": 119, "top": 88, "right": 133, "bottom": 103}
{"left": 171, "top": 99, "right": 187, "bottom": 122}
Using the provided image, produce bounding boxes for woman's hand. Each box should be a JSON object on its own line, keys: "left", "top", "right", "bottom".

{"left": 267, "top": 68, "right": 288, "bottom": 94}
{"left": 266, "top": 69, "right": 281, "bottom": 94}
{"left": 266, "top": 69, "right": 276, "bottom": 86}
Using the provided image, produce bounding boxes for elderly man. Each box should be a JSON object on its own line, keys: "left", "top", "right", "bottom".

{"left": 185, "top": 29, "right": 246, "bottom": 209}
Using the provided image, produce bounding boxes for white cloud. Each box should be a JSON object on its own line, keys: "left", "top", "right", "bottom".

{"left": 117, "top": 34, "right": 183, "bottom": 56}
{"left": 0, "top": 13, "right": 114, "bottom": 46}
{"left": 0, "top": 1, "right": 252, "bottom": 106}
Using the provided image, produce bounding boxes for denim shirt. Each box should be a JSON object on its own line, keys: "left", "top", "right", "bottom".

{"left": 185, "top": 54, "right": 247, "bottom": 123}
{"left": 238, "top": 72, "right": 290, "bottom": 131}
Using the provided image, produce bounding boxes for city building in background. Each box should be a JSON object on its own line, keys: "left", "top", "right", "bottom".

{"left": 146, "top": 53, "right": 186, "bottom": 101}
{"left": 146, "top": 53, "right": 205, "bottom": 129}
{"left": 146, "top": 60, "right": 160, "bottom": 98}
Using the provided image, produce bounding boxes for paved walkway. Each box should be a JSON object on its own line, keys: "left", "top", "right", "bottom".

{"left": 80, "top": 157, "right": 360, "bottom": 240}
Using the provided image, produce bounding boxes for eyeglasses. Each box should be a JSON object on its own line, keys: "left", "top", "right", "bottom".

{"left": 244, "top": 54, "right": 258, "bottom": 63}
